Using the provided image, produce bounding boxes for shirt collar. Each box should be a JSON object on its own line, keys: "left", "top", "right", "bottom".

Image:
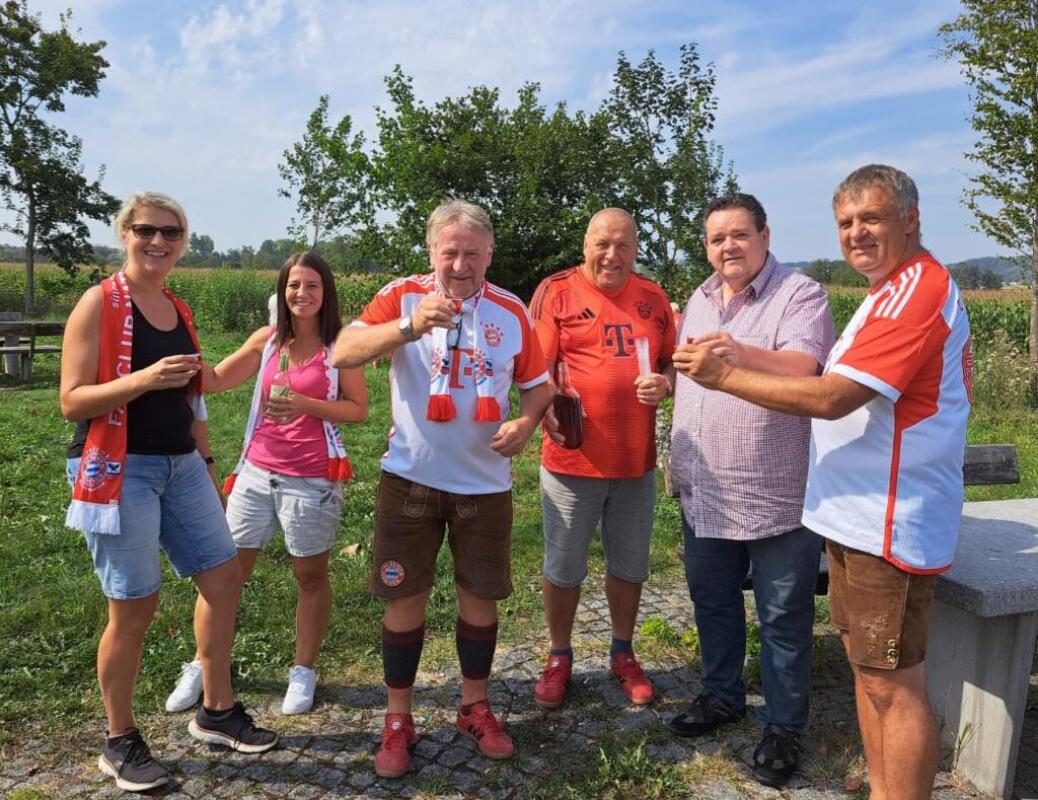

{"left": 699, "top": 252, "right": 779, "bottom": 302}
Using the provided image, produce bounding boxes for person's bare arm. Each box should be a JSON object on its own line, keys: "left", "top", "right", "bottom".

{"left": 489, "top": 381, "right": 551, "bottom": 457}
{"left": 672, "top": 343, "right": 875, "bottom": 419}
{"left": 200, "top": 327, "right": 269, "bottom": 393}
{"left": 692, "top": 331, "right": 819, "bottom": 377}
{"left": 60, "top": 286, "right": 201, "bottom": 422}
{"left": 333, "top": 294, "right": 457, "bottom": 367}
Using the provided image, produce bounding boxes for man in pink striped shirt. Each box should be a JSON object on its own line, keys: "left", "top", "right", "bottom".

{"left": 667, "top": 194, "right": 834, "bottom": 788}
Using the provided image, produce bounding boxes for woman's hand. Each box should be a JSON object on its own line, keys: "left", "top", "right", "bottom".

{"left": 137, "top": 354, "right": 201, "bottom": 391}
{"left": 265, "top": 390, "right": 310, "bottom": 425}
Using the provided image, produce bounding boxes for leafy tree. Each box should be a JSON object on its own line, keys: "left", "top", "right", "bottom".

{"left": 371, "top": 67, "right": 627, "bottom": 298}
{"left": 940, "top": 1, "right": 1038, "bottom": 391}
{"left": 254, "top": 238, "right": 296, "bottom": 269}
{"left": 0, "top": 0, "right": 118, "bottom": 314}
{"left": 603, "top": 45, "right": 736, "bottom": 300}
{"left": 278, "top": 94, "right": 371, "bottom": 248}
{"left": 188, "top": 232, "right": 215, "bottom": 263}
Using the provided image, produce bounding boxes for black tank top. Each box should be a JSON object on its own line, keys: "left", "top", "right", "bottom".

{"left": 68, "top": 302, "right": 198, "bottom": 457}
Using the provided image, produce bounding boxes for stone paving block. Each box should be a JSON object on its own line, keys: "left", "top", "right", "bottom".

{"left": 451, "top": 769, "right": 482, "bottom": 793}
{"left": 348, "top": 770, "right": 376, "bottom": 790}
{"left": 178, "top": 776, "right": 214, "bottom": 796}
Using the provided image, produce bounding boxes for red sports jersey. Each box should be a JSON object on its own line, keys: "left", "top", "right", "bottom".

{"left": 530, "top": 267, "right": 676, "bottom": 478}
{"left": 802, "top": 254, "right": 972, "bottom": 573}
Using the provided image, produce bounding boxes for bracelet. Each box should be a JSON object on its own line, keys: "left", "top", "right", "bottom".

{"left": 203, "top": 455, "right": 216, "bottom": 466}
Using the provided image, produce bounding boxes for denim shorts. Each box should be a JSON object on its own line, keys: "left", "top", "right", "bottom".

{"left": 540, "top": 466, "right": 656, "bottom": 587}
{"left": 225, "top": 460, "right": 343, "bottom": 558}
{"left": 67, "top": 452, "right": 237, "bottom": 600}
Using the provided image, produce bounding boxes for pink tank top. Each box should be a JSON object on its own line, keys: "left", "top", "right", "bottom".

{"left": 246, "top": 348, "right": 330, "bottom": 477}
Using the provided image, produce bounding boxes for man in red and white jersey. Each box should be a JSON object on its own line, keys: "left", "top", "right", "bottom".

{"left": 528, "top": 208, "right": 675, "bottom": 711}
{"left": 333, "top": 201, "right": 550, "bottom": 778}
{"left": 674, "top": 165, "right": 971, "bottom": 800}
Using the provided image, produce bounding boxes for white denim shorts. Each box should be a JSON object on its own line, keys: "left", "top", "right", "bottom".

{"left": 225, "top": 460, "right": 343, "bottom": 558}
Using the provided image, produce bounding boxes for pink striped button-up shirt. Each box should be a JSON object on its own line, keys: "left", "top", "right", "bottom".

{"left": 671, "top": 254, "right": 835, "bottom": 540}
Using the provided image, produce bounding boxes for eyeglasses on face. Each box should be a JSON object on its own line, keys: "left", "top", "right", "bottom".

{"left": 128, "top": 224, "right": 185, "bottom": 242}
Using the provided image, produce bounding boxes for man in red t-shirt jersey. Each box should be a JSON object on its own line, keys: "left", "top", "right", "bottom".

{"left": 528, "top": 208, "right": 675, "bottom": 709}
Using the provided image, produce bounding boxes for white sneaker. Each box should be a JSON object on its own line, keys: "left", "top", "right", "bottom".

{"left": 281, "top": 665, "right": 317, "bottom": 715}
{"left": 165, "top": 660, "right": 203, "bottom": 712}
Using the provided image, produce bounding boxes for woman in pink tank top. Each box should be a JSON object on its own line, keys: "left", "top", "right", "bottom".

{"left": 166, "top": 252, "right": 367, "bottom": 716}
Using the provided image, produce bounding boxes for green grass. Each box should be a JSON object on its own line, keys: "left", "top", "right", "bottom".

{"left": 0, "top": 332, "right": 686, "bottom": 741}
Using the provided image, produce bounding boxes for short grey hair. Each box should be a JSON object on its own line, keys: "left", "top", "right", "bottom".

{"left": 426, "top": 200, "right": 494, "bottom": 251}
{"left": 113, "top": 191, "right": 190, "bottom": 256}
{"left": 832, "top": 164, "right": 919, "bottom": 219}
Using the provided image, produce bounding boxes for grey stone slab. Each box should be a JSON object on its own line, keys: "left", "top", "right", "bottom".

{"left": 938, "top": 499, "right": 1038, "bottom": 616}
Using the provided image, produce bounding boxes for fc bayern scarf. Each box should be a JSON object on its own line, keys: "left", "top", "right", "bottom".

{"left": 66, "top": 272, "right": 203, "bottom": 535}
{"left": 222, "top": 333, "right": 352, "bottom": 494}
{"left": 426, "top": 285, "right": 501, "bottom": 423}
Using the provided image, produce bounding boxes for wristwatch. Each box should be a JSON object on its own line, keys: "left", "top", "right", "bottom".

{"left": 397, "top": 315, "right": 419, "bottom": 342}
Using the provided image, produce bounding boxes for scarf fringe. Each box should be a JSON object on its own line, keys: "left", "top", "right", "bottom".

{"left": 474, "top": 395, "right": 502, "bottom": 422}
{"left": 327, "top": 457, "right": 353, "bottom": 482}
{"left": 65, "top": 499, "right": 120, "bottom": 536}
{"left": 427, "top": 394, "right": 457, "bottom": 421}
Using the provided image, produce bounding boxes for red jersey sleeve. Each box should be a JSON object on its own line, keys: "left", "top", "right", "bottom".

{"left": 514, "top": 306, "right": 547, "bottom": 387}
{"left": 659, "top": 294, "right": 676, "bottom": 366}
{"left": 836, "top": 262, "right": 951, "bottom": 397}
{"left": 358, "top": 280, "right": 405, "bottom": 326}
{"left": 528, "top": 277, "right": 560, "bottom": 365}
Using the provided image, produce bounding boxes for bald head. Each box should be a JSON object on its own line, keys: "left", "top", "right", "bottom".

{"left": 582, "top": 207, "right": 638, "bottom": 292}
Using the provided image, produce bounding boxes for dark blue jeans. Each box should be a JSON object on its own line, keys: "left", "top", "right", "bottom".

{"left": 682, "top": 515, "right": 821, "bottom": 731}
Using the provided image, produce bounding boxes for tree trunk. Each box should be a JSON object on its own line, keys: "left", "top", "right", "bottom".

{"left": 24, "top": 193, "right": 35, "bottom": 317}
{"left": 1031, "top": 217, "right": 1038, "bottom": 406}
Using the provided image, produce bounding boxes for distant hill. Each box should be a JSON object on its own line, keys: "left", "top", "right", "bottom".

{"left": 787, "top": 256, "right": 1030, "bottom": 285}
{"left": 946, "top": 256, "right": 1029, "bottom": 284}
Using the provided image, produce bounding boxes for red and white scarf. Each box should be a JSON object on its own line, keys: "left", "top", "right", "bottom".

{"left": 222, "top": 332, "right": 352, "bottom": 494}
{"left": 426, "top": 285, "right": 501, "bottom": 423}
{"left": 66, "top": 272, "right": 203, "bottom": 535}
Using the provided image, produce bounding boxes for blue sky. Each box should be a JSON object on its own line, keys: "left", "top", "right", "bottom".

{"left": 8, "top": 0, "right": 998, "bottom": 263}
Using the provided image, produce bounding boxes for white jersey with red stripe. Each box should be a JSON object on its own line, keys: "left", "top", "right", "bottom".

{"left": 354, "top": 274, "right": 548, "bottom": 494}
{"left": 801, "top": 253, "right": 972, "bottom": 573}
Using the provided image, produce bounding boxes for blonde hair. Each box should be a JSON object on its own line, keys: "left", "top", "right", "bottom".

{"left": 113, "top": 191, "right": 190, "bottom": 257}
{"left": 425, "top": 200, "right": 494, "bottom": 252}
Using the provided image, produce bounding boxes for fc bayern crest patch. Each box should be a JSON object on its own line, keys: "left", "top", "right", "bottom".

{"left": 380, "top": 560, "right": 406, "bottom": 587}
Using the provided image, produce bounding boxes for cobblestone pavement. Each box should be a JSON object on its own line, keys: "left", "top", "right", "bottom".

{"left": 3, "top": 576, "right": 1035, "bottom": 799}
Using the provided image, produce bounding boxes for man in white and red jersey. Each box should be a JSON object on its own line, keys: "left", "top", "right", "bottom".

{"left": 675, "top": 165, "right": 971, "bottom": 800}
{"left": 333, "top": 200, "right": 550, "bottom": 779}
{"left": 528, "top": 208, "right": 675, "bottom": 710}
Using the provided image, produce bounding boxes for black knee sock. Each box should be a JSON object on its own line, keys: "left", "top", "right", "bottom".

{"left": 456, "top": 616, "right": 498, "bottom": 680}
{"left": 382, "top": 624, "right": 425, "bottom": 689}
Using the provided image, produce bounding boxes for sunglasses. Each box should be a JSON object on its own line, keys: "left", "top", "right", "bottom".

{"left": 128, "top": 224, "right": 185, "bottom": 242}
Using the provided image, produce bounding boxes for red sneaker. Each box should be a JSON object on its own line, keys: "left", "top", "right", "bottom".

{"left": 610, "top": 651, "right": 655, "bottom": 705}
{"left": 456, "top": 700, "right": 515, "bottom": 759}
{"left": 533, "top": 653, "right": 572, "bottom": 709}
{"left": 374, "top": 713, "right": 419, "bottom": 778}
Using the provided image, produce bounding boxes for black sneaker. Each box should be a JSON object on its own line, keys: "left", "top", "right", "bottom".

{"left": 189, "top": 702, "right": 279, "bottom": 753}
{"left": 97, "top": 728, "right": 170, "bottom": 792}
{"left": 667, "top": 692, "right": 745, "bottom": 737}
{"left": 752, "top": 725, "right": 801, "bottom": 788}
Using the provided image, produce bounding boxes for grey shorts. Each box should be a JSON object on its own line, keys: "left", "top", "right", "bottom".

{"left": 225, "top": 461, "right": 343, "bottom": 558}
{"left": 540, "top": 466, "right": 656, "bottom": 587}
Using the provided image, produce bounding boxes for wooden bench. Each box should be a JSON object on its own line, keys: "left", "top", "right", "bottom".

{"left": 0, "top": 320, "right": 64, "bottom": 380}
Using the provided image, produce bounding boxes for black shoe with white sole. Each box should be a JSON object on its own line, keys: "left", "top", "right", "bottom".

{"left": 189, "top": 702, "right": 278, "bottom": 753}
{"left": 97, "top": 728, "right": 170, "bottom": 792}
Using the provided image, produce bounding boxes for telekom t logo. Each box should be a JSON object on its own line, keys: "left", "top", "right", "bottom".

{"left": 603, "top": 323, "right": 634, "bottom": 357}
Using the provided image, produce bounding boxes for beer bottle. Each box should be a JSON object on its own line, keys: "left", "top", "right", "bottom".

{"left": 553, "top": 361, "right": 584, "bottom": 449}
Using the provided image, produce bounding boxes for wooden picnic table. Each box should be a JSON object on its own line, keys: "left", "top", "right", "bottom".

{"left": 0, "top": 318, "right": 65, "bottom": 379}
